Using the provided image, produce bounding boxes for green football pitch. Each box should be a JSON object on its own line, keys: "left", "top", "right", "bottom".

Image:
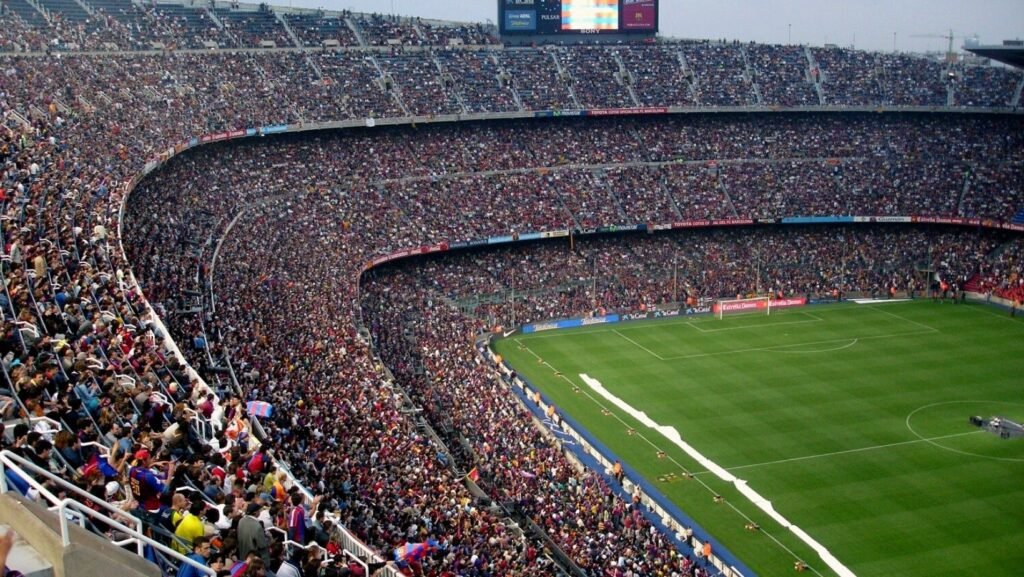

{"left": 492, "top": 300, "right": 1024, "bottom": 577}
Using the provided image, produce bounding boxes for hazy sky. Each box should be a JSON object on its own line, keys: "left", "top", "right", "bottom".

{"left": 279, "top": 0, "right": 1023, "bottom": 54}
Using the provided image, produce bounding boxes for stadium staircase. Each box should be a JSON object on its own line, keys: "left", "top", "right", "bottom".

{"left": 275, "top": 9, "right": 302, "bottom": 48}
{"left": 5, "top": 0, "right": 50, "bottom": 27}
{"left": 431, "top": 53, "right": 470, "bottom": 114}
{"left": 594, "top": 168, "right": 630, "bottom": 222}
{"left": 491, "top": 53, "right": 525, "bottom": 110}
{"left": 36, "top": 0, "right": 91, "bottom": 21}
{"left": 368, "top": 55, "right": 411, "bottom": 116}
{"left": 611, "top": 51, "right": 642, "bottom": 107}
{"left": 740, "top": 45, "right": 764, "bottom": 105}
{"left": 69, "top": 0, "right": 95, "bottom": 17}
{"left": 303, "top": 51, "right": 325, "bottom": 80}
{"left": 0, "top": 475, "right": 164, "bottom": 577}
{"left": 1014, "top": 76, "right": 1024, "bottom": 107}
{"left": 6, "top": 108, "right": 31, "bottom": 129}
{"left": 409, "top": 20, "right": 427, "bottom": 44}
{"left": 963, "top": 272, "right": 984, "bottom": 293}
{"left": 805, "top": 46, "right": 827, "bottom": 105}
{"left": 199, "top": 6, "right": 232, "bottom": 48}
{"left": 957, "top": 170, "right": 972, "bottom": 216}
{"left": 548, "top": 50, "right": 583, "bottom": 110}
{"left": 0, "top": 521, "right": 52, "bottom": 577}
{"left": 718, "top": 175, "right": 742, "bottom": 218}
{"left": 345, "top": 15, "right": 367, "bottom": 46}
{"left": 964, "top": 236, "right": 1023, "bottom": 293}
{"left": 674, "top": 48, "right": 700, "bottom": 104}
{"left": 658, "top": 172, "right": 686, "bottom": 219}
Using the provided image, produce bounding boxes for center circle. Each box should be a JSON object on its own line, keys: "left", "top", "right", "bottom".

{"left": 905, "top": 400, "right": 1024, "bottom": 462}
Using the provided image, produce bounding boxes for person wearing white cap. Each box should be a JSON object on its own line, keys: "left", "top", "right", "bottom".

{"left": 105, "top": 480, "right": 122, "bottom": 500}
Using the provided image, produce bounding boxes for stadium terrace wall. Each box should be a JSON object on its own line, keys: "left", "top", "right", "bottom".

{"left": 120, "top": 105, "right": 1024, "bottom": 577}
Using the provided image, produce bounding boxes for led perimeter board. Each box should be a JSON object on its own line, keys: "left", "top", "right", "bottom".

{"left": 499, "top": 0, "right": 658, "bottom": 36}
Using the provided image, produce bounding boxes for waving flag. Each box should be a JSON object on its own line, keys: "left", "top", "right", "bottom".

{"left": 393, "top": 539, "right": 444, "bottom": 566}
{"left": 246, "top": 401, "right": 274, "bottom": 418}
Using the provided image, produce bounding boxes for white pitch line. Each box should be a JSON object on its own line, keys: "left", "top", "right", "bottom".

{"left": 657, "top": 330, "right": 935, "bottom": 361}
{"left": 686, "top": 315, "right": 824, "bottom": 333}
{"left": 867, "top": 305, "right": 939, "bottom": 333}
{"left": 963, "top": 302, "right": 1024, "bottom": 325}
{"left": 768, "top": 338, "right": 858, "bottom": 354}
{"left": 514, "top": 306, "right": 846, "bottom": 341}
{"left": 703, "top": 430, "right": 986, "bottom": 474}
{"left": 509, "top": 338, "right": 830, "bottom": 576}
{"left": 612, "top": 329, "right": 667, "bottom": 360}
{"left": 579, "top": 372, "right": 855, "bottom": 577}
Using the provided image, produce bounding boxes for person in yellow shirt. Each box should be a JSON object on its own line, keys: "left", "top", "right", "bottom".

{"left": 174, "top": 501, "right": 207, "bottom": 554}
{"left": 262, "top": 467, "right": 277, "bottom": 493}
{"left": 169, "top": 493, "right": 189, "bottom": 530}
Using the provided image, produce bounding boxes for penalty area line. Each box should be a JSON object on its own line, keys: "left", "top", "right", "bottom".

{"left": 612, "top": 329, "right": 667, "bottom": 360}
{"left": 685, "top": 314, "right": 824, "bottom": 333}
{"left": 657, "top": 330, "right": 934, "bottom": 361}
{"left": 694, "top": 430, "right": 986, "bottom": 475}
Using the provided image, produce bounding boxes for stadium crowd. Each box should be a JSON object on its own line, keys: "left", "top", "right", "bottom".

{"left": 364, "top": 226, "right": 1001, "bottom": 328}
{"left": 118, "top": 114, "right": 1021, "bottom": 575}
{"left": 0, "top": 24, "right": 1021, "bottom": 577}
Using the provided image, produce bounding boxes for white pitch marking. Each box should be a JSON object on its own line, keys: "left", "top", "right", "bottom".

{"left": 657, "top": 330, "right": 934, "bottom": 361}
{"left": 707, "top": 430, "right": 985, "bottom": 474}
{"left": 579, "top": 373, "right": 857, "bottom": 577}
{"left": 612, "top": 329, "right": 667, "bottom": 360}
{"left": 768, "top": 339, "right": 858, "bottom": 354}
{"left": 686, "top": 315, "right": 824, "bottom": 334}
{"left": 509, "top": 339, "right": 829, "bottom": 575}
{"left": 867, "top": 305, "right": 939, "bottom": 333}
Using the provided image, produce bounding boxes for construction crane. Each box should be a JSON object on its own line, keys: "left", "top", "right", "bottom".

{"left": 910, "top": 29, "right": 979, "bottom": 63}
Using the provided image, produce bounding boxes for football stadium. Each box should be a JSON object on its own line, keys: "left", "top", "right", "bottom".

{"left": 0, "top": 1, "right": 1022, "bottom": 577}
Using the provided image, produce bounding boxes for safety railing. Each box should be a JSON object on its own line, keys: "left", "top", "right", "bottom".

{"left": 267, "top": 522, "right": 399, "bottom": 576}
{"left": 54, "top": 497, "right": 215, "bottom": 576}
{"left": 0, "top": 450, "right": 215, "bottom": 576}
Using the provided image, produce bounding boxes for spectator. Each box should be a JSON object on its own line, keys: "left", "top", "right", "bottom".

{"left": 174, "top": 500, "right": 207, "bottom": 555}
{"left": 176, "top": 535, "right": 214, "bottom": 577}
{"left": 238, "top": 502, "right": 271, "bottom": 568}
{"left": 127, "top": 449, "right": 174, "bottom": 513}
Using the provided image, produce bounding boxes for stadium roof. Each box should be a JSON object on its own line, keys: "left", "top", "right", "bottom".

{"left": 965, "top": 42, "right": 1024, "bottom": 69}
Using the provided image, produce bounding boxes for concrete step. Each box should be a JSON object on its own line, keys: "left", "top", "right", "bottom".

{"left": 0, "top": 494, "right": 160, "bottom": 577}
{"left": 1, "top": 524, "right": 54, "bottom": 577}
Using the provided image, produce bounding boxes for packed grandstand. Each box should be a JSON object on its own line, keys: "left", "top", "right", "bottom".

{"left": 0, "top": 2, "right": 1023, "bottom": 577}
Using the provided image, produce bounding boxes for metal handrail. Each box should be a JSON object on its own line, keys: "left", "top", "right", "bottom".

{"left": 26, "top": 416, "right": 63, "bottom": 438}
{"left": 267, "top": 526, "right": 374, "bottom": 575}
{"left": 0, "top": 451, "right": 215, "bottom": 576}
{"left": 55, "top": 498, "right": 216, "bottom": 576}
{"left": 0, "top": 450, "right": 139, "bottom": 535}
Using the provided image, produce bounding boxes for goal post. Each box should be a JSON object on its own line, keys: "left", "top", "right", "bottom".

{"left": 714, "top": 296, "right": 772, "bottom": 319}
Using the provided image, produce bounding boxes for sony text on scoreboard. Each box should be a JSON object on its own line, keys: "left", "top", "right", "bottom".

{"left": 500, "top": 0, "right": 657, "bottom": 35}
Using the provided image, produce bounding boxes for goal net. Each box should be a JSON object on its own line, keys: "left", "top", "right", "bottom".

{"left": 714, "top": 296, "right": 772, "bottom": 319}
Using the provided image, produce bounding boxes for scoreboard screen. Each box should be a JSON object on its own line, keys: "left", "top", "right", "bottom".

{"left": 500, "top": 0, "right": 657, "bottom": 35}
